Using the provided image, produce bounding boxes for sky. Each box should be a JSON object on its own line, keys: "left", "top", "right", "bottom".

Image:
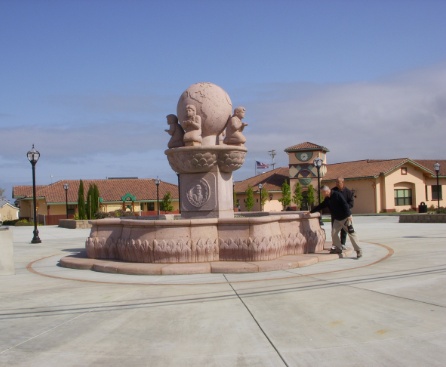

{"left": 1, "top": 0, "right": 446, "bottom": 202}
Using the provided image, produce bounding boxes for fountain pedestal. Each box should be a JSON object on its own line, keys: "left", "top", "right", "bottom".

{"left": 165, "top": 145, "right": 247, "bottom": 219}
{"left": 179, "top": 170, "right": 233, "bottom": 219}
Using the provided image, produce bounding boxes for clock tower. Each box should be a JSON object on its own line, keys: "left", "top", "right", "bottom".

{"left": 284, "top": 142, "right": 329, "bottom": 207}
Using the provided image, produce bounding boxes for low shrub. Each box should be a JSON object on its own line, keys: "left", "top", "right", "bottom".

{"left": 15, "top": 219, "right": 34, "bottom": 226}
{"left": 2, "top": 219, "right": 20, "bottom": 226}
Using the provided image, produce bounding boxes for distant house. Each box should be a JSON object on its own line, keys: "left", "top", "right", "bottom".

{"left": 234, "top": 167, "right": 289, "bottom": 212}
{"left": 234, "top": 142, "right": 445, "bottom": 214}
{"left": 320, "top": 158, "right": 444, "bottom": 213}
{"left": 13, "top": 178, "right": 179, "bottom": 225}
{"left": 0, "top": 200, "right": 20, "bottom": 223}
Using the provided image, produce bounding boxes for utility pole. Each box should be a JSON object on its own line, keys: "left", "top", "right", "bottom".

{"left": 268, "top": 150, "right": 276, "bottom": 170}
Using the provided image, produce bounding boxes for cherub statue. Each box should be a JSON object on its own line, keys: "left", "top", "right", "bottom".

{"left": 181, "top": 104, "right": 202, "bottom": 146}
{"left": 165, "top": 114, "right": 184, "bottom": 148}
{"left": 223, "top": 106, "right": 248, "bottom": 146}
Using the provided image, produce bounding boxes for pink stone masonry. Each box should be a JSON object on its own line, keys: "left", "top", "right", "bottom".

{"left": 85, "top": 213, "right": 325, "bottom": 264}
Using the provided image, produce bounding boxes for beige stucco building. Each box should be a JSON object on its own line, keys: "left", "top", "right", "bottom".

{"left": 13, "top": 178, "right": 179, "bottom": 225}
{"left": 322, "top": 158, "right": 444, "bottom": 213}
{"left": 11, "top": 143, "right": 445, "bottom": 220}
{"left": 0, "top": 200, "right": 20, "bottom": 223}
{"left": 234, "top": 142, "right": 444, "bottom": 214}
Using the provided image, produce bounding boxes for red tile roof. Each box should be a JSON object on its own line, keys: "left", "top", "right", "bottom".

{"left": 284, "top": 141, "right": 329, "bottom": 153}
{"left": 234, "top": 158, "right": 445, "bottom": 191}
{"left": 13, "top": 186, "right": 45, "bottom": 198}
{"left": 13, "top": 178, "right": 178, "bottom": 204}
{"left": 234, "top": 167, "right": 289, "bottom": 193}
{"left": 322, "top": 159, "right": 443, "bottom": 181}
{"left": 322, "top": 158, "right": 409, "bottom": 180}
{"left": 413, "top": 160, "right": 445, "bottom": 176}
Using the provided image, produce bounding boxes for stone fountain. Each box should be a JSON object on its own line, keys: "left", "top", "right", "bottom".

{"left": 84, "top": 82, "right": 325, "bottom": 266}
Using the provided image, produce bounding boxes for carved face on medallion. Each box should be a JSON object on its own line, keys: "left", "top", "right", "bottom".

{"left": 186, "top": 179, "right": 210, "bottom": 208}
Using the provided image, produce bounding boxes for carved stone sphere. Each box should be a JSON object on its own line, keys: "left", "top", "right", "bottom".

{"left": 177, "top": 82, "right": 232, "bottom": 146}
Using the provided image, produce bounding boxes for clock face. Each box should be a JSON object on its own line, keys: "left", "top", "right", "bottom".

{"left": 296, "top": 152, "right": 312, "bottom": 162}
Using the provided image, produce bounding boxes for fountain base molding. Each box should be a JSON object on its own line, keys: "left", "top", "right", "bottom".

{"left": 61, "top": 246, "right": 350, "bottom": 275}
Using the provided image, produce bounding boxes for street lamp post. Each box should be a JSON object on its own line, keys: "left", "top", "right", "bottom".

{"left": 258, "top": 183, "right": 263, "bottom": 211}
{"left": 313, "top": 157, "right": 323, "bottom": 225}
{"left": 27, "top": 145, "right": 41, "bottom": 243}
{"left": 155, "top": 178, "right": 160, "bottom": 216}
{"left": 434, "top": 162, "right": 440, "bottom": 212}
{"left": 63, "top": 183, "right": 69, "bottom": 219}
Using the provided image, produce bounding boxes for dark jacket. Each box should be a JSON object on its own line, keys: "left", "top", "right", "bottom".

{"left": 332, "top": 186, "right": 354, "bottom": 209}
{"left": 311, "top": 190, "right": 351, "bottom": 221}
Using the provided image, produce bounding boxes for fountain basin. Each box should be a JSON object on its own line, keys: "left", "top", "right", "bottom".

{"left": 85, "top": 213, "right": 325, "bottom": 263}
{"left": 165, "top": 145, "right": 247, "bottom": 174}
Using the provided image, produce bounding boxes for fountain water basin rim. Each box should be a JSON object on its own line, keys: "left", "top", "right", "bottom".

{"left": 85, "top": 213, "right": 326, "bottom": 264}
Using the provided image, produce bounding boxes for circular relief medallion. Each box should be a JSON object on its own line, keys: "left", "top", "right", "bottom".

{"left": 186, "top": 179, "right": 210, "bottom": 208}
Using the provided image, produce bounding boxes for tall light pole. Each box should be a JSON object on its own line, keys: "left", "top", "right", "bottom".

{"left": 258, "top": 183, "right": 263, "bottom": 211}
{"left": 27, "top": 145, "right": 41, "bottom": 243}
{"left": 434, "top": 162, "right": 440, "bottom": 212}
{"left": 313, "top": 157, "right": 323, "bottom": 226}
{"left": 155, "top": 178, "right": 160, "bottom": 216}
{"left": 63, "top": 183, "right": 69, "bottom": 219}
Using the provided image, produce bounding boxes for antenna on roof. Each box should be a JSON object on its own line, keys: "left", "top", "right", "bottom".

{"left": 268, "top": 150, "right": 276, "bottom": 169}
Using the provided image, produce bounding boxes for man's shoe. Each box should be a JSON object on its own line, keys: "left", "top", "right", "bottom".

{"left": 356, "top": 250, "right": 362, "bottom": 259}
{"left": 333, "top": 247, "right": 343, "bottom": 254}
{"left": 342, "top": 245, "right": 347, "bottom": 250}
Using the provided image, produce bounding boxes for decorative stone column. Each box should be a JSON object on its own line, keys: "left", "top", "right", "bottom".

{"left": 166, "top": 145, "right": 246, "bottom": 219}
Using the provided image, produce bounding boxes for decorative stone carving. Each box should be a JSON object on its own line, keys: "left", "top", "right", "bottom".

{"left": 217, "top": 149, "right": 247, "bottom": 173}
{"left": 166, "top": 148, "right": 217, "bottom": 173}
{"left": 223, "top": 106, "right": 248, "bottom": 146}
{"left": 181, "top": 105, "right": 202, "bottom": 146}
{"left": 154, "top": 238, "right": 192, "bottom": 263}
{"left": 165, "top": 114, "right": 184, "bottom": 149}
{"left": 85, "top": 214, "right": 326, "bottom": 263}
{"left": 165, "top": 145, "right": 247, "bottom": 174}
{"left": 219, "top": 234, "right": 286, "bottom": 261}
{"left": 177, "top": 82, "right": 232, "bottom": 146}
{"left": 192, "top": 238, "right": 219, "bottom": 262}
{"left": 186, "top": 179, "right": 210, "bottom": 208}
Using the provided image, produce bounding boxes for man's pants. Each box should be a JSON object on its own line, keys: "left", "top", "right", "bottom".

{"left": 332, "top": 217, "right": 348, "bottom": 245}
{"left": 340, "top": 228, "right": 347, "bottom": 245}
{"left": 332, "top": 218, "right": 361, "bottom": 252}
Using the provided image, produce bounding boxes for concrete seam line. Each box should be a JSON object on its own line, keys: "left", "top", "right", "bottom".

{"left": 0, "top": 312, "right": 87, "bottom": 355}
{"left": 223, "top": 274, "right": 290, "bottom": 367}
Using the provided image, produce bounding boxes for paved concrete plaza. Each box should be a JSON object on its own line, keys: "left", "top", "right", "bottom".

{"left": 1, "top": 216, "right": 445, "bottom": 366}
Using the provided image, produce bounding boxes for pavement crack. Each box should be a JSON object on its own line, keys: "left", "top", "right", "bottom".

{"left": 223, "top": 274, "right": 289, "bottom": 367}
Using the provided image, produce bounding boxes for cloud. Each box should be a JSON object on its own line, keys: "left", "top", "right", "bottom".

{"left": 2, "top": 63, "right": 446, "bottom": 203}
{"left": 244, "top": 63, "right": 446, "bottom": 164}
{"left": 0, "top": 113, "right": 176, "bottom": 166}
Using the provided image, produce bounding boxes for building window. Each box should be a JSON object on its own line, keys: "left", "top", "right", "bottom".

{"left": 432, "top": 185, "right": 443, "bottom": 200}
{"left": 401, "top": 167, "right": 407, "bottom": 175}
{"left": 148, "top": 202, "right": 155, "bottom": 211}
{"left": 394, "top": 189, "right": 412, "bottom": 206}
